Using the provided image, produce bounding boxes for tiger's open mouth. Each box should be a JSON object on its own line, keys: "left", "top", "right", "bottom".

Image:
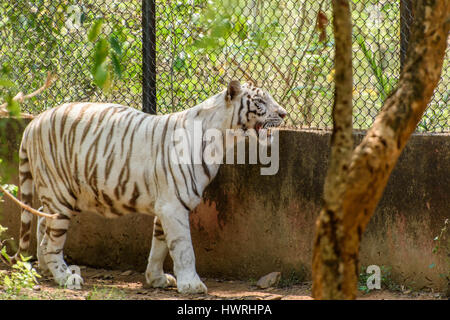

{"left": 255, "top": 120, "right": 282, "bottom": 139}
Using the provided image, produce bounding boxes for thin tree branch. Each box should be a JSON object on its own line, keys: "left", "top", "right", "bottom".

{"left": 0, "top": 71, "right": 57, "bottom": 220}
{"left": 228, "top": 56, "right": 259, "bottom": 85}
{"left": 261, "top": 51, "right": 300, "bottom": 125}
{"left": 0, "top": 72, "right": 57, "bottom": 118}
{"left": 281, "top": 0, "right": 327, "bottom": 103}
{"left": 0, "top": 185, "right": 56, "bottom": 219}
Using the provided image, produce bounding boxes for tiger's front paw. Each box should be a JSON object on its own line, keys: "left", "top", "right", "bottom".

{"left": 58, "top": 265, "right": 84, "bottom": 290}
{"left": 144, "top": 272, "right": 177, "bottom": 288}
{"left": 65, "top": 273, "right": 84, "bottom": 290}
{"left": 177, "top": 274, "right": 207, "bottom": 294}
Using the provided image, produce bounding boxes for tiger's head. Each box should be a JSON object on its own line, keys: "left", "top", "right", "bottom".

{"left": 225, "top": 80, "right": 287, "bottom": 135}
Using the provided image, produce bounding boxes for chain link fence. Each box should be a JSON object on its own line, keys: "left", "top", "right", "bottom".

{"left": 0, "top": 0, "right": 448, "bottom": 132}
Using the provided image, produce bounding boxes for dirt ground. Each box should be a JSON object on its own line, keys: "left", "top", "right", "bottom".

{"left": 0, "top": 264, "right": 445, "bottom": 300}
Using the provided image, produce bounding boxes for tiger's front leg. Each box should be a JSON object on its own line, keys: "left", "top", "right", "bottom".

{"left": 156, "top": 201, "right": 207, "bottom": 294}
{"left": 144, "top": 216, "right": 177, "bottom": 288}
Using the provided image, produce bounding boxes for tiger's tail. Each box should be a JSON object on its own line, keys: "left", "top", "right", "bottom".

{"left": 0, "top": 143, "right": 53, "bottom": 266}
{"left": 0, "top": 145, "right": 32, "bottom": 265}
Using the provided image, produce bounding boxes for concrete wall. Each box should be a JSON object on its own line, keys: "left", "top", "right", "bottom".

{"left": 1, "top": 119, "right": 448, "bottom": 291}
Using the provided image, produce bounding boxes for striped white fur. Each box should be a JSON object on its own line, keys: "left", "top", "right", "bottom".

{"left": 12, "top": 81, "right": 287, "bottom": 293}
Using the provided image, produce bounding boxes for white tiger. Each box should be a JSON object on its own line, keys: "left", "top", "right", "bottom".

{"left": 2, "top": 80, "right": 287, "bottom": 293}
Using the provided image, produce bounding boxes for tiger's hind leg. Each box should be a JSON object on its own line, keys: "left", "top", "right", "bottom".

{"left": 41, "top": 204, "right": 84, "bottom": 289}
{"left": 36, "top": 214, "right": 51, "bottom": 276}
{"left": 144, "top": 216, "right": 177, "bottom": 288}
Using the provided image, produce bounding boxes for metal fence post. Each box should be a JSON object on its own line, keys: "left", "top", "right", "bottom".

{"left": 400, "top": 0, "right": 413, "bottom": 70}
{"left": 142, "top": 0, "right": 157, "bottom": 114}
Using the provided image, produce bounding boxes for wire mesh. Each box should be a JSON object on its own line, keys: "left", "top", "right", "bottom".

{"left": 0, "top": 0, "right": 448, "bottom": 132}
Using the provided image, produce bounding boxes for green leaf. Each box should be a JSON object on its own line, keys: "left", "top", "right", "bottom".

{"left": 0, "top": 225, "right": 7, "bottom": 235}
{"left": 356, "top": 35, "right": 391, "bottom": 101}
{"left": 4, "top": 275, "right": 11, "bottom": 287}
{"left": 173, "top": 56, "right": 185, "bottom": 72}
{"left": 19, "top": 254, "right": 31, "bottom": 262}
{"left": 110, "top": 52, "right": 122, "bottom": 78}
{"left": 88, "top": 19, "right": 104, "bottom": 42}
{"left": 1, "top": 184, "right": 18, "bottom": 197}
{"left": 0, "top": 64, "right": 12, "bottom": 75}
{"left": 5, "top": 96, "right": 21, "bottom": 117}
{"left": 193, "top": 37, "right": 219, "bottom": 50}
{"left": 0, "top": 78, "right": 16, "bottom": 88}
{"left": 1, "top": 246, "right": 10, "bottom": 263}
{"left": 93, "top": 62, "right": 108, "bottom": 88}
{"left": 93, "top": 38, "right": 110, "bottom": 67}
{"left": 91, "top": 36, "right": 111, "bottom": 90}
{"left": 109, "top": 35, "right": 122, "bottom": 56}
{"left": 210, "top": 19, "right": 232, "bottom": 38}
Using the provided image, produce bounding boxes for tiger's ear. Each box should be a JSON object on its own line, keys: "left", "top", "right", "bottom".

{"left": 226, "top": 80, "right": 241, "bottom": 102}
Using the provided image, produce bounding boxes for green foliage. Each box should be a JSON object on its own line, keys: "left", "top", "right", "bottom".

{"left": 0, "top": 1, "right": 129, "bottom": 113}
{"left": 0, "top": 224, "right": 7, "bottom": 236}
{"left": 358, "top": 266, "right": 371, "bottom": 294}
{"left": 358, "top": 265, "right": 399, "bottom": 294}
{"left": 88, "top": 18, "right": 104, "bottom": 42}
{"left": 88, "top": 19, "right": 124, "bottom": 90}
{"left": 0, "top": 184, "right": 18, "bottom": 199}
{"left": 155, "top": 0, "right": 217, "bottom": 113}
{"left": 0, "top": 78, "right": 15, "bottom": 88}
{"left": 277, "top": 269, "right": 306, "bottom": 288}
{"left": 1, "top": 0, "right": 448, "bottom": 129}
{"left": 1, "top": 256, "right": 41, "bottom": 295}
{"left": 182, "top": 0, "right": 335, "bottom": 125}
{"left": 192, "top": 0, "right": 282, "bottom": 51}
{"left": 432, "top": 219, "right": 449, "bottom": 255}
{"left": 0, "top": 226, "right": 41, "bottom": 296}
{"left": 429, "top": 219, "right": 449, "bottom": 284}
{"left": 0, "top": 63, "right": 20, "bottom": 117}
{"left": 356, "top": 35, "right": 395, "bottom": 101}
{"left": 0, "top": 1, "right": 70, "bottom": 114}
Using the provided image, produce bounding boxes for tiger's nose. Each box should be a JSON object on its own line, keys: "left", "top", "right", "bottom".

{"left": 278, "top": 108, "right": 287, "bottom": 119}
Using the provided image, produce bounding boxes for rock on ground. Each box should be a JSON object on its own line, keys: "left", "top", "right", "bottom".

{"left": 257, "top": 272, "right": 281, "bottom": 289}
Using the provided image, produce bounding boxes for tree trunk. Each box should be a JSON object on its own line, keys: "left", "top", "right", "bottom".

{"left": 311, "top": 0, "right": 354, "bottom": 300}
{"left": 312, "top": 0, "right": 450, "bottom": 300}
